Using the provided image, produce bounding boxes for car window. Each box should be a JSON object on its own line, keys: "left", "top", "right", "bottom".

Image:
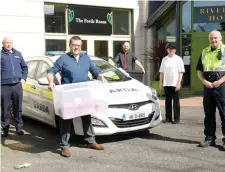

{"left": 27, "top": 61, "right": 39, "bottom": 79}
{"left": 36, "top": 61, "right": 51, "bottom": 80}
{"left": 92, "top": 60, "right": 131, "bottom": 82}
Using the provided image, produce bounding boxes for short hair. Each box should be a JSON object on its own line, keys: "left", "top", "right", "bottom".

{"left": 69, "top": 36, "right": 82, "bottom": 45}
{"left": 123, "top": 41, "right": 130, "bottom": 45}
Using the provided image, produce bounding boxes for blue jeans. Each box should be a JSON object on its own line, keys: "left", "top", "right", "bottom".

{"left": 59, "top": 115, "right": 96, "bottom": 149}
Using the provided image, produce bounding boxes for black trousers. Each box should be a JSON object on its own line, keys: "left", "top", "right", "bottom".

{"left": 1, "top": 82, "right": 23, "bottom": 129}
{"left": 203, "top": 83, "right": 225, "bottom": 139}
{"left": 164, "top": 86, "right": 180, "bottom": 122}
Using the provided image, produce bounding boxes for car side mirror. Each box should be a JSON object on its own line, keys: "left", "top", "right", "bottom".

{"left": 38, "top": 77, "right": 49, "bottom": 85}
{"left": 118, "top": 68, "right": 130, "bottom": 77}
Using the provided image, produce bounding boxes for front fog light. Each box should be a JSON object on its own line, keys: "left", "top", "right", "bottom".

{"left": 91, "top": 117, "right": 107, "bottom": 127}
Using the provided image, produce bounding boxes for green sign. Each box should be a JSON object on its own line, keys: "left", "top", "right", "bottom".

{"left": 194, "top": 6, "right": 225, "bottom": 23}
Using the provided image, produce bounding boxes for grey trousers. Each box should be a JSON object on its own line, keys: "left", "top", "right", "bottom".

{"left": 59, "top": 115, "right": 96, "bottom": 149}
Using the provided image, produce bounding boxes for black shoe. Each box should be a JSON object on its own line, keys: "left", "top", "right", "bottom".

{"left": 198, "top": 137, "right": 216, "bottom": 147}
{"left": 1, "top": 127, "right": 9, "bottom": 137}
{"left": 172, "top": 120, "right": 180, "bottom": 124}
{"left": 162, "top": 119, "right": 172, "bottom": 123}
{"left": 16, "top": 129, "right": 24, "bottom": 135}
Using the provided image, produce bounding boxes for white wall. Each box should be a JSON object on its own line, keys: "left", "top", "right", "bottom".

{"left": 0, "top": 0, "right": 45, "bottom": 57}
{"left": 0, "top": 0, "right": 147, "bottom": 61}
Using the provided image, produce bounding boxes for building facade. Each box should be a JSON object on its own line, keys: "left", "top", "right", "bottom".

{"left": 146, "top": 0, "right": 225, "bottom": 94}
{"left": 0, "top": 0, "right": 149, "bottom": 83}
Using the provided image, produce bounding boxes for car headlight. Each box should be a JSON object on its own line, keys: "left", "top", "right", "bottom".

{"left": 146, "top": 88, "right": 158, "bottom": 100}
{"left": 91, "top": 117, "right": 107, "bottom": 127}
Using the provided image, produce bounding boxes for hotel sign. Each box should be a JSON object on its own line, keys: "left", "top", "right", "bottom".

{"left": 194, "top": 6, "right": 225, "bottom": 23}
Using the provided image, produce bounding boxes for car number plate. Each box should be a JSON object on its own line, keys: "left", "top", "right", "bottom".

{"left": 122, "top": 111, "right": 148, "bottom": 121}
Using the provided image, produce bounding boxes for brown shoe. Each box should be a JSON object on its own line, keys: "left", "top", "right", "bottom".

{"left": 89, "top": 143, "right": 104, "bottom": 150}
{"left": 61, "top": 148, "right": 71, "bottom": 157}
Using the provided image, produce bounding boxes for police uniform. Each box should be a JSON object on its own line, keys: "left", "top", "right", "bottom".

{"left": 196, "top": 43, "right": 225, "bottom": 148}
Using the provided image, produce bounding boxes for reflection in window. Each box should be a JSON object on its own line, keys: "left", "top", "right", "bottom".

{"left": 182, "top": 1, "right": 191, "bottom": 33}
{"left": 113, "top": 10, "right": 130, "bottom": 35}
{"left": 94, "top": 41, "right": 108, "bottom": 57}
{"left": 36, "top": 62, "right": 51, "bottom": 79}
{"left": 27, "top": 61, "right": 39, "bottom": 79}
{"left": 194, "top": 23, "right": 225, "bottom": 32}
{"left": 44, "top": 4, "right": 66, "bottom": 33}
{"left": 45, "top": 39, "right": 66, "bottom": 51}
{"left": 157, "top": 15, "right": 176, "bottom": 42}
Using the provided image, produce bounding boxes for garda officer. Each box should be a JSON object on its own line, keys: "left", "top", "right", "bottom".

{"left": 196, "top": 30, "right": 225, "bottom": 150}
{"left": 1, "top": 37, "right": 28, "bottom": 137}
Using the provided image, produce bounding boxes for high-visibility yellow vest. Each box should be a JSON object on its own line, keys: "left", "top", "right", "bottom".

{"left": 201, "top": 43, "right": 225, "bottom": 72}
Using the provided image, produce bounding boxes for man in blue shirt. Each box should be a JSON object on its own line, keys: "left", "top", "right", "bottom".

{"left": 47, "top": 36, "right": 105, "bottom": 158}
{"left": 1, "top": 37, "right": 28, "bottom": 137}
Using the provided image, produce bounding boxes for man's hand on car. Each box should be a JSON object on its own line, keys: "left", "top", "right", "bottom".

{"left": 48, "top": 82, "right": 55, "bottom": 91}
{"left": 98, "top": 74, "right": 107, "bottom": 83}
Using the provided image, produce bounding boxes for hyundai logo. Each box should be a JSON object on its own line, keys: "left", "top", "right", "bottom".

{"left": 128, "top": 104, "right": 139, "bottom": 110}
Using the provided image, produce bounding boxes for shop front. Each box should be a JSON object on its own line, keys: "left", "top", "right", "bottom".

{"left": 44, "top": 3, "right": 132, "bottom": 58}
{"left": 147, "top": 0, "right": 225, "bottom": 95}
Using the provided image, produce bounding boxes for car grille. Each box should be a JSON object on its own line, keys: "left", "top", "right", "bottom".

{"left": 108, "top": 100, "right": 153, "bottom": 109}
{"left": 110, "top": 112, "right": 155, "bottom": 128}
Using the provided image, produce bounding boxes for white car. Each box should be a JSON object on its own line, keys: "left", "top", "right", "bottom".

{"left": 13, "top": 55, "right": 162, "bottom": 135}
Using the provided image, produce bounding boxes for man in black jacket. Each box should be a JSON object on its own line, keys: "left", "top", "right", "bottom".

{"left": 1, "top": 37, "right": 28, "bottom": 137}
{"left": 114, "top": 41, "right": 145, "bottom": 73}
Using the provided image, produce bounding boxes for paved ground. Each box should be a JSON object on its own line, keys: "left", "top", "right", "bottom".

{"left": 1, "top": 97, "right": 225, "bottom": 172}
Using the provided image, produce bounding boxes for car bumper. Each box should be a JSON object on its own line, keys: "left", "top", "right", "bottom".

{"left": 73, "top": 100, "right": 162, "bottom": 136}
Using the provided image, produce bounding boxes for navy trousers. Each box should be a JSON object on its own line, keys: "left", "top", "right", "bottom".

{"left": 1, "top": 82, "right": 23, "bottom": 129}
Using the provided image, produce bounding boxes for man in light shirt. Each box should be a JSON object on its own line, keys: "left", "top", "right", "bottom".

{"left": 159, "top": 43, "right": 185, "bottom": 124}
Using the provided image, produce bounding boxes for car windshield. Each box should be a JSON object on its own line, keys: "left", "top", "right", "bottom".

{"left": 93, "top": 60, "right": 131, "bottom": 82}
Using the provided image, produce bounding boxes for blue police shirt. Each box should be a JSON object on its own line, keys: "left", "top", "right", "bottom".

{"left": 47, "top": 53, "right": 100, "bottom": 84}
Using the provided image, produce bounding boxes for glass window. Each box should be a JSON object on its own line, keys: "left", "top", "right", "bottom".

{"left": 36, "top": 61, "right": 51, "bottom": 79}
{"left": 92, "top": 60, "right": 131, "bottom": 82}
{"left": 113, "top": 41, "right": 125, "bottom": 57}
{"left": 44, "top": 4, "right": 66, "bottom": 33}
{"left": 45, "top": 39, "right": 66, "bottom": 51}
{"left": 82, "top": 40, "right": 87, "bottom": 51}
{"left": 27, "top": 61, "right": 39, "bottom": 79}
{"left": 113, "top": 10, "right": 129, "bottom": 35}
{"left": 94, "top": 40, "right": 108, "bottom": 57}
{"left": 157, "top": 15, "right": 176, "bottom": 42}
{"left": 182, "top": 1, "right": 191, "bottom": 33}
{"left": 193, "top": 1, "right": 225, "bottom": 32}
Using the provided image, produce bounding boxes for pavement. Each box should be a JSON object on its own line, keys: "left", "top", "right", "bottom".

{"left": 1, "top": 96, "right": 225, "bottom": 172}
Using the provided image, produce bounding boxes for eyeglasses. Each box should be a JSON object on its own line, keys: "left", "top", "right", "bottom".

{"left": 71, "top": 44, "right": 81, "bottom": 47}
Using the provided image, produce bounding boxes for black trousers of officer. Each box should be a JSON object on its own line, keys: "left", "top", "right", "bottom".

{"left": 1, "top": 82, "right": 23, "bottom": 130}
{"left": 203, "top": 82, "right": 225, "bottom": 139}
{"left": 164, "top": 86, "right": 180, "bottom": 122}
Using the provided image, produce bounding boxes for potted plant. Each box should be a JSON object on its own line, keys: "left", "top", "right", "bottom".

{"left": 144, "top": 39, "right": 167, "bottom": 96}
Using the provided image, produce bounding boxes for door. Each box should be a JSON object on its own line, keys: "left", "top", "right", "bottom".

{"left": 191, "top": 32, "right": 209, "bottom": 94}
{"left": 191, "top": 32, "right": 225, "bottom": 93}
{"left": 34, "top": 60, "right": 54, "bottom": 125}
{"left": 23, "top": 60, "right": 39, "bottom": 115}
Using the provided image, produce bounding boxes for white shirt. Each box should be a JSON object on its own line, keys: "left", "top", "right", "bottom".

{"left": 159, "top": 54, "right": 185, "bottom": 87}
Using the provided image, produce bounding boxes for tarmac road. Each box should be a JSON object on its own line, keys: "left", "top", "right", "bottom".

{"left": 1, "top": 105, "right": 225, "bottom": 172}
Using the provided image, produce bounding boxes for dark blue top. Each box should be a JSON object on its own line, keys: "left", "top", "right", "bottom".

{"left": 1, "top": 48, "right": 28, "bottom": 85}
{"left": 47, "top": 53, "right": 100, "bottom": 84}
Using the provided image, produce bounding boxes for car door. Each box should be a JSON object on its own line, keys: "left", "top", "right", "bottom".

{"left": 34, "top": 60, "right": 55, "bottom": 125}
{"left": 22, "top": 60, "right": 39, "bottom": 116}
